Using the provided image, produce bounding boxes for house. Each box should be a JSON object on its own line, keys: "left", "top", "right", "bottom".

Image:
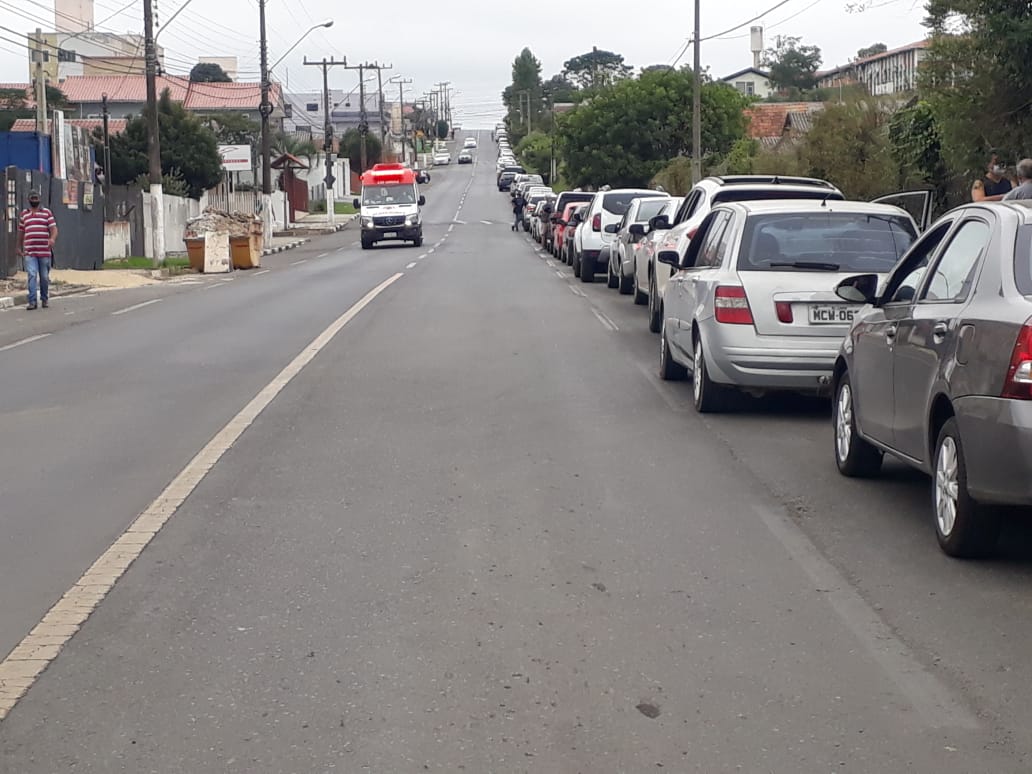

{"left": 816, "top": 40, "right": 929, "bottom": 96}
{"left": 721, "top": 67, "right": 774, "bottom": 99}
{"left": 284, "top": 90, "right": 388, "bottom": 138}
{"left": 9, "top": 117, "right": 127, "bottom": 135}
{"left": 743, "top": 102, "right": 824, "bottom": 149}
{"left": 54, "top": 75, "right": 285, "bottom": 123}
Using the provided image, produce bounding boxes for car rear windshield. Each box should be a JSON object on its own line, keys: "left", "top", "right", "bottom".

{"left": 602, "top": 191, "right": 666, "bottom": 215}
{"left": 713, "top": 189, "right": 845, "bottom": 204}
{"left": 737, "top": 212, "right": 917, "bottom": 273}
{"left": 636, "top": 199, "right": 669, "bottom": 222}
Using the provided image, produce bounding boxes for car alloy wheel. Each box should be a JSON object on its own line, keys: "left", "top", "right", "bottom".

{"left": 935, "top": 435, "right": 959, "bottom": 538}
{"left": 835, "top": 382, "right": 854, "bottom": 464}
{"left": 832, "top": 372, "right": 882, "bottom": 478}
{"left": 932, "top": 418, "right": 1001, "bottom": 557}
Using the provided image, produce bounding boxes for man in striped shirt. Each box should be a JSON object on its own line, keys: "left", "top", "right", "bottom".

{"left": 17, "top": 190, "right": 58, "bottom": 310}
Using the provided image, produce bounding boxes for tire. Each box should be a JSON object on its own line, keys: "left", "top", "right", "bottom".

{"left": 618, "top": 266, "right": 634, "bottom": 295}
{"left": 573, "top": 251, "right": 581, "bottom": 277}
{"left": 692, "top": 335, "right": 733, "bottom": 413}
{"left": 360, "top": 236, "right": 373, "bottom": 250}
{"left": 833, "top": 372, "right": 883, "bottom": 478}
{"left": 580, "top": 253, "right": 595, "bottom": 283}
{"left": 606, "top": 259, "right": 619, "bottom": 289}
{"left": 633, "top": 264, "right": 647, "bottom": 305}
{"left": 933, "top": 417, "right": 1002, "bottom": 558}
{"left": 648, "top": 272, "right": 662, "bottom": 333}
{"left": 659, "top": 322, "right": 687, "bottom": 381}
{"left": 412, "top": 235, "right": 423, "bottom": 247}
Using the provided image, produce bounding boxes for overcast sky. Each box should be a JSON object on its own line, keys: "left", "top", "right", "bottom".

{"left": 0, "top": 0, "right": 928, "bottom": 127}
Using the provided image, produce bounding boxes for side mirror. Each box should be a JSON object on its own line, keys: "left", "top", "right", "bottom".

{"left": 649, "top": 215, "right": 670, "bottom": 231}
{"left": 418, "top": 195, "right": 426, "bottom": 206}
{"left": 353, "top": 198, "right": 360, "bottom": 209}
{"left": 604, "top": 223, "right": 620, "bottom": 234}
{"left": 629, "top": 223, "right": 646, "bottom": 237}
{"left": 835, "top": 274, "right": 879, "bottom": 305}
{"left": 658, "top": 250, "right": 680, "bottom": 267}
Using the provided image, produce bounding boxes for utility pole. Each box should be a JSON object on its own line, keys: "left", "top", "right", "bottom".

{"left": 435, "top": 81, "right": 449, "bottom": 135}
{"left": 395, "top": 77, "right": 412, "bottom": 164}
{"left": 258, "top": 0, "right": 273, "bottom": 244}
{"left": 342, "top": 62, "right": 389, "bottom": 173}
{"left": 374, "top": 65, "right": 393, "bottom": 153}
{"left": 32, "top": 28, "right": 48, "bottom": 135}
{"left": 304, "top": 56, "right": 347, "bottom": 225}
{"left": 102, "top": 93, "right": 111, "bottom": 219}
{"left": 691, "top": 0, "right": 702, "bottom": 184}
{"left": 143, "top": 0, "right": 165, "bottom": 266}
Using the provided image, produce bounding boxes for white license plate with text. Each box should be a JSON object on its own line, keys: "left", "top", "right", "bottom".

{"left": 808, "top": 304, "right": 858, "bottom": 325}
{"left": 383, "top": 231, "right": 397, "bottom": 238}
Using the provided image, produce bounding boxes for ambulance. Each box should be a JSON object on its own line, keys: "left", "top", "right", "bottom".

{"left": 353, "top": 163, "right": 426, "bottom": 249}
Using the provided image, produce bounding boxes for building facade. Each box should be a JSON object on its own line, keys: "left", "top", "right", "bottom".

{"left": 28, "top": 32, "right": 162, "bottom": 83}
{"left": 721, "top": 67, "right": 774, "bottom": 99}
{"left": 816, "top": 40, "right": 928, "bottom": 96}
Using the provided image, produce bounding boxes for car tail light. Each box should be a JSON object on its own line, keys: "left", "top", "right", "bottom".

{"left": 714, "top": 286, "right": 754, "bottom": 325}
{"left": 686, "top": 227, "right": 698, "bottom": 241}
{"left": 775, "top": 301, "right": 794, "bottom": 323}
{"left": 1002, "top": 320, "right": 1032, "bottom": 399}
{"left": 592, "top": 213, "right": 601, "bottom": 231}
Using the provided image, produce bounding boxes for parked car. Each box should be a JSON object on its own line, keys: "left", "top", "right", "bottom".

{"left": 831, "top": 200, "right": 1032, "bottom": 557}
{"left": 657, "top": 199, "right": 920, "bottom": 413}
{"left": 523, "top": 192, "right": 554, "bottom": 230}
{"left": 458, "top": 150, "right": 473, "bottom": 164}
{"left": 606, "top": 196, "right": 672, "bottom": 294}
{"left": 497, "top": 166, "right": 525, "bottom": 191}
{"left": 433, "top": 150, "right": 451, "bottom": 166}
{"left": 532, "top": 196, "right": 557, "bottom": 242}
{"left": 561, "top": 204, "right": 590, "bottom": 264}
{"left": 547, "top": 191, "right": 596, "bottom": 255}
{"left": 632, "top": 197, "right": 684, "bottom": 316}
{"left": 575, "top": 189, "right": 668, "bottom": 282}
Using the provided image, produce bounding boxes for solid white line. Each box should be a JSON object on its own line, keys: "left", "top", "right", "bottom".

{"left": 0, "top": 271, "right": 405, "bottom": 723}
{"left": 254, "top": 269, "right": 271, "bottom": 276}
{"left": 592, "top": 309, "right": 619, "bottom": 332}
{"left": 291, "top": 259, "right": 307, "bottom": 265}
{"left": 111, "top": 299, "right": 161, "bottom": 316}
{"left": 406, "top": 262, "right": 417, "bottom": 269}
{"left": 0, "top": 333, "right": 51, "bottom": 352}
{"left": 317, "top": 252, "right": 329, "bottom": 258}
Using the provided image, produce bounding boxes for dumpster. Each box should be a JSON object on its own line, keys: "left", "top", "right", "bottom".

{"left": 183, "top": 209, "right": 263, "bottom": 272}
{"left": 185, "top": 238, "right": 206, "bottom": 272}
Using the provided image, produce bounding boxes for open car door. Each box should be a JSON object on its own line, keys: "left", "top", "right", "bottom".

{"left": 871, "top": 189, "right": 934, "bottom": 232}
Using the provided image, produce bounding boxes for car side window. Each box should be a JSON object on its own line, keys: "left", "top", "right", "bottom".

{"left": 884, "top": 221, "right": 953, "bottom": 304}
{"left": 920, "top": 220, "right": 991, "bottom": 302}
{"left": 693, "top": 211, "right": 730, "bottom": 268}
{"left": 676, "top": 191, "right": 700, "bottom": 224}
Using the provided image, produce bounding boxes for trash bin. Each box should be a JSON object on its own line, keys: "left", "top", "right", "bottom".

{"left": 185, "top": 238, "right": 205, "bottom": 272}
{"left": 229, "top": 233, "right": 263, "bottom": 269}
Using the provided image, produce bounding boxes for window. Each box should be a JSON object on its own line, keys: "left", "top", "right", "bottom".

{"left": 57, "top": 48, "right": 76, "bottom": 62}
{"left": 735, "top": 81, "right": 755, "bottom": 96}
{"left": 921, "top": 219, "right": 991, "bottom": 302}
{"left": 674, "top": 190, "right": 701, "bottom": 224}
{"left": 306, "top": 103, "right": 319, "bottom": 112}
{"left": 694, "top": 211, "right": 731, "bottom": 268}
{"left": 885, "top": 221, "right": 953, "bottom": 303}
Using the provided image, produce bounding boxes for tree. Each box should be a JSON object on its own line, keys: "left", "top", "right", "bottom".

{"left": 800, "top": 100, "right": 897, "bottom": 199}
{"left": 542, "top": 74, "right": 579, "bottom": 106}
{"left": 340, "top": 129, "right": 382, "bottom": 172}
{"left": 562, "top": 48, "right": 633, "bottom": 90}
{"left": 190, "top": 62, "right": 231, "bottom": 83}
{"left": 436, "top": 119, "right": 449, "bottom": 140}
{"left": 889, "top": 99, "right": 957, "bottom": 214}
{"left": 763, "top": 36, "right": 822, "bottom": 94}
{"left": 502, "top": 47, "right": 544, "bottom": 145}
{"left": 274, "top": 131, "right": 318, "bottom": 167}
{"left": 0, "top": 85, "right": 68, "bottom": 131}
{"left": 642, "top": 64, "right": 675, "bottom": 75}
{"left": 205, "top": 112, "right": 259, "bottom": 145}
{"left": 558, "top": 69, "right": 749, "bottom": 188}
{"left": 856, "top": 42, "right": 887, "bottom": 60}
{"left": 108, "top": 89, "right": 222, "bottom": 198}
{"left": 515, "top": 130, "right": 554, "bottom": 179}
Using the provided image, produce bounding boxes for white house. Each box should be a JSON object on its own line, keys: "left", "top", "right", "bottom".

{"left": 721, "top": 67, "right": 774, "bottom": 99}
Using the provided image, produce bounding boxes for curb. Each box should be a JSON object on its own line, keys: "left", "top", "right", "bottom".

{"left": 261, "top": 237, "right": 310, "bottom": 257}
{"left": 1, "top": 284, "right": 90, "bottom": 309}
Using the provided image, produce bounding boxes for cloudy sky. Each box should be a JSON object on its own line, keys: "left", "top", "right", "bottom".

{"left": 0, "top": 0, "right": 927, "bottom": 127}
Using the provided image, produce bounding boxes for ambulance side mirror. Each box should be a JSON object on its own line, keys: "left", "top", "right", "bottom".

{"left": 418, "top": 195, "right": 426, "bottom": 206}
{"left": 353, "top": 198, "right": 360, "bottom": 209}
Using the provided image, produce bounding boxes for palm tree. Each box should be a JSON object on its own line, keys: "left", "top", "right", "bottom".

{"left": 274, "top": 131, "right": 319, "bottom": 170}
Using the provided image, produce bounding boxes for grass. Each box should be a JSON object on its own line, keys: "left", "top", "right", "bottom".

{"left": 334, "top": 201, "right": 358, "bottom": 215}
{"left": 104, "top": 256, "right": 190, "bottom": 270}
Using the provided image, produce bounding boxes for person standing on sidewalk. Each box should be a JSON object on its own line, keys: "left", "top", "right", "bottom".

{"left": 16, "top": 191, "right": 58, "bottom": 310}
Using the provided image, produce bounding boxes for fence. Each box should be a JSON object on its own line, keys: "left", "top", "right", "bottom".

{"left": 202, "top": 185, "right": 260, "bottom": 215}
{"left": 1, "top": 166, "right": 106, "bottom": 277}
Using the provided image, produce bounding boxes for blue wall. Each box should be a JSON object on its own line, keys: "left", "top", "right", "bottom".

{"left": 0, "top": 132, "right": 52, "bottom": 174}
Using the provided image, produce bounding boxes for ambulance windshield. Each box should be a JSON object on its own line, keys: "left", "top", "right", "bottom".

{"left": 362, "top": 184, "right": 417, "bottom": 205}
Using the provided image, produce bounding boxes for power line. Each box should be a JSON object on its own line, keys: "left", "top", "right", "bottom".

{"left": 669, "top": 0, "right": 797, "bottom": 67}
{"left": 714, "top": 0, "right": 824, "bottom": 39}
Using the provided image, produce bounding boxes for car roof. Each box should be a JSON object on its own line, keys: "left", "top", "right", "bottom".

{"left": 702, "top": 174, "right": 838, "bottom": 190}
{"left": 718, "top": 199, "right": 917, "bottom": 218}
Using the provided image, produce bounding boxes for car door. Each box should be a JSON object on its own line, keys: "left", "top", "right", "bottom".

{"left": 890, "top": 217, "right": 993, "bottom": 461}
{"left": 871, "top": 190, "right": 934, "bottom": 232}
{"left": 670, "top": 210, "right": 731, "bottom": 358}
{"left": 851, "top": 219, "right": 955, "bottom": 447}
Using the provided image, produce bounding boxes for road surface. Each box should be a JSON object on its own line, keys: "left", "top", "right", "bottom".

{"left": 1, "top": 132, "right": 1031, "bottom": 772}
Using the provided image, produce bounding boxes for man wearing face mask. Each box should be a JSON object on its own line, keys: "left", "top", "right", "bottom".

{"left": 971, "top": 151, "right": 1013, "bottom": 202}
{"left": 16, "top": 190, "right": 58, "bottom": 310}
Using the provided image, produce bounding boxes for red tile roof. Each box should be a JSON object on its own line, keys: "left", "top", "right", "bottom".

{"left": 743, "top": 102, "right": 824, "bottom": 139}
{"left": 9, "top": 117, "right": 127, "bottom": 134}
{"left": 55, "top": 75, "right": 281, "bottom": 111}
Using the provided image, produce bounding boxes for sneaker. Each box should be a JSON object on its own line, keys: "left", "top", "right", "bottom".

{"left": 26, "top": 304, "right": 37, "bottom": 310}
{"left": 41, "top": 300, "right": 49, "bottom": 308}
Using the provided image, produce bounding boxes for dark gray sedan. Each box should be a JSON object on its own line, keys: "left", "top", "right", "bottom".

{"left": 832, "top": 201, "right": 1032, "bottom": 557}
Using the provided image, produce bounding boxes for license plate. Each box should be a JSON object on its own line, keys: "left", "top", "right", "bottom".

{"left": 383, "top": 231, "right": 397, "bottom": 238}
{"left": 808, "top": 304, "right": 858, "bottom": 324}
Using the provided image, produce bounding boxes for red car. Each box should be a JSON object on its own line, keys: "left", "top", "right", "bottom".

{"left": 553, "top": 202, "right": 584, "bottom": 259}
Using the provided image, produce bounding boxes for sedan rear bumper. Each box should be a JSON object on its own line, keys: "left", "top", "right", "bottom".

{"left": 955, "top": 396, "right": 1032, "bottom": 505}
{"left": 702, "top": 324, "right": 842, "bottom": 392}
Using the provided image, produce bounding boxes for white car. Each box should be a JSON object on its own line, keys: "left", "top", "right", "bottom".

{"left": 464, "top": 137, "right": 477, "bottom": 149}
{"left": 574, "top": 188, "right": 668, "bottom": 282}
{"left": 433, "top": 150, "right": 451, "bottom": 166}
{"left": 631, "top": 197, "right": 683, "bottom": 326}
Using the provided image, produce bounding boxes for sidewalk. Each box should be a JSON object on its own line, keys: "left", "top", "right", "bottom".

{"left": 1, "top": 269, "right": 161, "bottom": 309}
{"left": 277, "top": 212, "right": 357, "bottom": 237}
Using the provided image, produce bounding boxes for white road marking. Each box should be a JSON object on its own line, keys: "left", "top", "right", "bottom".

{"left": 546, "top": 260, "right": 556, "bottom": 268}
{"left": 447, "top": 224, "right": 454, "bottom": 233}
{"left": 318, "top": 252, "right": 329, "bottom": 258}
{"left": 569, "top": 286, "right": 586, "bottom": 297}
{"left": 428, "top": 248, "right": 436, "bottom": 254}
{"left": 203, "top": 282, "right": 225, "bottom": 291}
{"left": 111, "top": 299, "right": 161, "bottom": 316}
{"left": 555, "top": 270, "right": 565, "bottom": 278}
{"left": 592, "top": 309, "right": 619, "bottom": 332}
{"left": 406, "top": 261, "right": 417, "bottom": 269}
{"left": 254, "top": 269, "right": 271, "bottom": 276}
{"left": 0, "top": 333, "right": 51, "bottom": 352}
{"left": 291, "top": 259, "right": 307, "bottom": 265}
{"left": 480, "top": 220, "right": 492, "bottom": 225}
{"left": 0, "top": 272, "right": 405, "bottom": 723}
{"left": 418, "top": 254, "right": 427, "bottom": 260}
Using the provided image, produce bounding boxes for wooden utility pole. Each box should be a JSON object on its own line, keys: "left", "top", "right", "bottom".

{"left": 304, "top": 57, "right": 347, "bottom": 223}
{"left": 32, "top": 28, "right": 48, "bottom": 135}
{"left": 341, "top": 62, "right": 389, "bottom": 173}
{"left": 395, "top": 77, "right": 412, "bottom": 164}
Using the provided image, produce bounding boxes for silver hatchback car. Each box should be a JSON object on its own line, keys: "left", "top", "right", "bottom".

{"left": 657, "top": 200, "right": 918, "bottom": 412}
{"left": 832, "top": 201, "right": 1032, "bottom": 557}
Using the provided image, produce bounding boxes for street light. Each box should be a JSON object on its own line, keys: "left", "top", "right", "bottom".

{"left": 271, "top": 20, "right": 333, "bottom": 70}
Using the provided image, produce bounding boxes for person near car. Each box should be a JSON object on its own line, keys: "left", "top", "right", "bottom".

{"left": 512, "top": 192, "right": 526, "bottom": 232}
{"left": 17, "top": 190, "right": 58, "bottom": 310}
{"left": 971, "top": 151, "right": 1013, "bottom": 202}
{"left": 1003, "top": 158, "right": 1032, "bottom": 200}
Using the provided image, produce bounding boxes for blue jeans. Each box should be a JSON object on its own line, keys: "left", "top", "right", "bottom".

{"left": 25, "top": 255, "right": 51, "bottom": 305}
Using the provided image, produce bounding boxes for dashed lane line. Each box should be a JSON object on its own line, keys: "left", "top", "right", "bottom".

{"left": 254, "top": 269, "right": 271, "bottom": 276}
{"left": 592, "top": 309, "right": 619, "bottom": 332}
{"left": 291, "top": 259, "right": 307, "bottom": 266}
{"left": 406, "top": 262, "right": 417, "bottom": 269}
{"left": 0, "top": 272, "right": 406, "bottom": 723}
{"left": 0, "top": 333, "right": 51, "bottom": 352}
{"left": 111, "top": 299, "right": 161, "bottom": 316}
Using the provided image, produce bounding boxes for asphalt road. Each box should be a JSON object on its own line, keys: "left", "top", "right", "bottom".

{"left": 1, "top": 132, "right": 1031, "bottom": 772}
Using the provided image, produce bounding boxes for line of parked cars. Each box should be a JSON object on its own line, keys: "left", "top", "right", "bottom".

{"left": 509, "top": 171, "right": 1032, "bottom": 559}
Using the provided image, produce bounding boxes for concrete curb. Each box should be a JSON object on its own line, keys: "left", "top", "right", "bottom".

{"left": 1, "top": 284, "right": 90, "bottom": 309}
{"left": 261, "top": 238, "right": 310, "bottom": 257}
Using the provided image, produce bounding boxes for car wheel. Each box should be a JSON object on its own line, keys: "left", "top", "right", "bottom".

{"left": 580, "top": 253, "right": 595, "bottom": 283}
{"left": 606, "top": 258, "right": 619, "bottom": 289}
{"left": 692, "top": 335, "right": 733, "bottom": 413}
{"left": 648, "top": 273, "right": 662, "bottom": 333}
{"left": 412, "top": 235, "right": 423, "bottom": 247}
{"left": 933, "top": 417, "right": 1002, "bottom": 558}
{"left": 833, "top": 372, "right": 883, "bottom": 477}
{"left": 659, "top": 322, "right": 687, "bottom": 381}
{"left": 618, "top": 266, "right": 633, "bottom": 295}
{"left": 573, "top": 251, "right": 581, "bottom": 277}
{"left": 633, "top": 264, "right": 647, "bottom": 305}
{"left": 360, "top": 236, "right": 372, "bottom": 250}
